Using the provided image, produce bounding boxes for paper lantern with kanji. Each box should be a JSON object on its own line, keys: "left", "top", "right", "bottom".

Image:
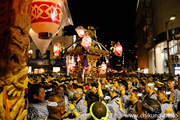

{"left": 75, "top": 26, "right": 85, "bottom": 38}
{"left": 53, "top": 43, "right": 60, "bottom": 56}
{"left": 31, "top": 0, "right": 63, "bottom": 39}
{"left": 81, "top": 35, "right": 92, "bottom": 49}
{"left": 114, "top": 42, "right": 123, "bottom": 57}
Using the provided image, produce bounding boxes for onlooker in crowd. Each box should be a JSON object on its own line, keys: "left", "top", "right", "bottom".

{"left": 167, "top": 79, "right": 180, "bottom": 112}
{"left": 46, "top": 94, "right": 65, "bottom": 120}
{"left": 28, "top": 84, "right": 48, "bottom": 120}
{"left": 68, "top": 86, "right": 87, "bottom": 117}
{"left": 157, "top": 87, "right": 175, "bottom": 120}
{"left": 85, "top": 83, "right": 99, "bottom": 112}
{"left": 58, "top": 84, "right": 69, "bottom": 112}
{"left": 26, "top": 73, "right": 180, "bottom": 120}
{"left": 144, "top": 82, "right": 157, "bottom": 100}
{"left": 119, "top": 80, "right": 130, "bottom": 109}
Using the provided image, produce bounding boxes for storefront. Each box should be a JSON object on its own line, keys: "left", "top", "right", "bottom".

{"left": 148, "top": 40, "right": 180, "bottom": 74}
{"left": 27, "top": 59, "right": 65, "bottom": 74}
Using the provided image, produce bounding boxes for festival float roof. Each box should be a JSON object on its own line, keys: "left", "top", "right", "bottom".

{"left": 66, "top": 39, "right": 109, "bottom": 57}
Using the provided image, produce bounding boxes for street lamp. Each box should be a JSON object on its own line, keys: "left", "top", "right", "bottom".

{"left": 166, "top": 15, "right": 176, "bottom": 75}
{"left": 170, "top": 15, "right": 176, "bottom": 20}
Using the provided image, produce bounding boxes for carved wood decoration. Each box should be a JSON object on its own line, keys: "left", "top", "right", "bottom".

{"left": 0, "top": 0, "right": 32, "bottom": 119}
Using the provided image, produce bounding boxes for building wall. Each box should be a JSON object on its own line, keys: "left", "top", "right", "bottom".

{"left": 135, "top": 0, "right": 152, "bottom": 70}
{"left": 135, "top": 0, "right": 180, "bottom": 73}
{"left": 155, "top": 45, "right": 164, "bottom": 73}
{"left": 52, "top": 35, "right": 73, "bottom": 49}
{"left": 138, "top": 42, "right": 148, "bottom": 69}
{"left": 30, "top": 43, "right": 53, "bottom": 59}
{"left": 153, "top": 0, "right": 180, "bottom": 37}
{"left": 148, "top": 48, "right": 155, "bottom": 73}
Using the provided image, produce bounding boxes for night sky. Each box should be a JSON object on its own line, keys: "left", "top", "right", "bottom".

{"left": 67, "top": 0, "right": 138, "bottom": 50}
{"left": 65, "top": 0, "right": 138, "bottom": 69}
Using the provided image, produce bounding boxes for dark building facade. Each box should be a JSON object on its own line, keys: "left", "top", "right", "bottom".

{"left": 135, "top": 0, "right": 180, "bottom": 74}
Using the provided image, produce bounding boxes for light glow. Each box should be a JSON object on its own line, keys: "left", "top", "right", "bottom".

{"left": 170, "top": 16, "right": 176, "bottom": 20}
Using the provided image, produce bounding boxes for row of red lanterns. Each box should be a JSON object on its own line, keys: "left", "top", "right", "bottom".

{"left": 75, "top": 26, "right": 92, "bottom": 50}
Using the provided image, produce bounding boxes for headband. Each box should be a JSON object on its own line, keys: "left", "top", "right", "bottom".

{"left": 107, "top": 88, "right": 118, "bottom": 93}
{"left": 146, "top": 83, "right": 155, "bottom": 86}
{"left": 104, "top": 96, "right": 111, "bottom": 100}
{"left": 158, "top": 90, "right": 171, "bottom": 95}
{"left": 137, "top": 93, "right": 143, "bottom": 97}
{"left": 156, "top": 81, "right": 164, "bottom": 85}
{"left": 74, "top": 91, "right": 83, "bottom": 94}
{"left": 47, "top": 100, "right": 65, "bottom": 107}
{"left": 154, "top": 87, "right": 158, "bottom": 91}
{"left": 167, "top": 80, "right": 175, "bottom": 83}
{"left": 165, "top": 113, "right": 173, "bottom": 117}
{"left": 45, "top": 88, "right": 52, "bottom": 92}
{"left": 90, "top": 102, "right": 108, "bottom": 120}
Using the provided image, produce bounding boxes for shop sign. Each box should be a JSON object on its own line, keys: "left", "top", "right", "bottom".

{"left": 27, "top": 59, "right": 65, "bottom": 66}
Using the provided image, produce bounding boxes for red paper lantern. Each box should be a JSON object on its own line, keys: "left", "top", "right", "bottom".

{"left": 101, "top": 62, "right": 107, "bottom": 71}
{"left": 53, "top": 43, "right": 60, "bottom": 56}
{"left": 114, "top": 42, "right": 123, "bottom": 56}
{"left": 81, "top": 35, "right": 91, "bottom": 49}
{"left": 31, "top": 0, "right": 63, "bottom": 39}
{"left": 75, "top": 26, "right": 85, "bottom": 38}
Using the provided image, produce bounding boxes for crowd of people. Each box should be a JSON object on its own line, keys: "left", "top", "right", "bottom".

{"left": 26, "top": 73, "right": 180, "bottom": 120}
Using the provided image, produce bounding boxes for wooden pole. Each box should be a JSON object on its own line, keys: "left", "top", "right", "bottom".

{"left": 0, "top": 0, "right": 32, "bottom": 119}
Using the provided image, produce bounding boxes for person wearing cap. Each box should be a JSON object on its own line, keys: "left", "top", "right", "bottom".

{"left": 156, "top": 87, "right": 176, "bottom": 120}
{"left": 167, "top": 78, "right": 180, "bottom": 112}
{"left": 63, "top": 102, "right": 110, "bottom": 120}
{"left": 68, "top": 86, "right": 87, "bottom": 117}
{"left": 89, "top": 101, "right": 109, "bottom": 120}
{"left": 144, "top": 82, "right": 157, "bottom": 101}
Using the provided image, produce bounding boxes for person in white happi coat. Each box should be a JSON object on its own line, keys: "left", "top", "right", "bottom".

{"left": 157, "top": 87, "right": 176, "bottom": 120}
